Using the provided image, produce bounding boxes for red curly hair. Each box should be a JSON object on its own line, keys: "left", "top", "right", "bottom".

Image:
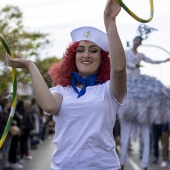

{"left": 48, "top": 42, "right": 110, "bottom": 87}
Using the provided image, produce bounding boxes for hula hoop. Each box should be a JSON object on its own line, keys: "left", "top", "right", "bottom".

{"left": 116, "top": 0, "right": 154, "bottom": 23}
{"left": 0, "top": 36, "right": 17, "bottom": 148}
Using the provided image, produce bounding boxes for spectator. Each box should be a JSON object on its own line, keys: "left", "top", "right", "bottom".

{"left": 0, "top": 97, "right": 13, "bottom": 170}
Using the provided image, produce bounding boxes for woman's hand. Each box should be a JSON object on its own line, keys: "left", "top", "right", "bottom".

{"left": 136, "top": 63, "right": 143, "bottom": 68}
{"left": 104, "top": 0, "right": 121, "bottom": 25}
{"left": 6, "top": 53, "right": 33, "bottom": 70}
{"left": 136, "top": 63, "right": 140, "bottom": 68}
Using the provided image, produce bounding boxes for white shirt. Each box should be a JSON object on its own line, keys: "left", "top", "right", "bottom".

{"left": 49, "top": 80, "right": 126, "bottom": 170}
{"left": 125, "top": 49, "right": 164, "bottom": 78}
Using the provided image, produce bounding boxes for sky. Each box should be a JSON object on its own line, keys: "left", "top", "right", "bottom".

{"left": 0, "top": 0, "right": 170, "bottom": 86}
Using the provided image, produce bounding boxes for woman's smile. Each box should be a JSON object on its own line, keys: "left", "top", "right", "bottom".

{"left": 76, "top": 40, "right": 101, "bottom": 77}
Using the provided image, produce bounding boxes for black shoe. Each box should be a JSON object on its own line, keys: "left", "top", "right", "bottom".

{"left": 139, "top": 154, "right": 142, "bottom": 160}
{"left": 152, "top": 157, "right": 158, "bottom": 164}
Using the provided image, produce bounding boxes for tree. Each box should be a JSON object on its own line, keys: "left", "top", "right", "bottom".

{"left": 0, "top": 5, "right": 51, "bottom": 95}
{"left": 35, "top": 57, "right": 60, "bottom": 88}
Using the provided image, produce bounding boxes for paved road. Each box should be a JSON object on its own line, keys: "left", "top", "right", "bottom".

{"left": 23, "top": 135, "right": 54, "bottom": 170}
{"left": 0, "top": 135, "right": 169, "bottom": 170}
{"left": 116, "top": 141, "right": 170, "bottom": 170}
{"left": 0, "top": 134, "right": 55, "bottom": 170}
{"left": 23, "top": 137, "right": 170, "bottom": 170}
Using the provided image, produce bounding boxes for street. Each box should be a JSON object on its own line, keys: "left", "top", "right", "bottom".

{"left": 116, "top": 141, "right": 170, "bottom": 170}
{"left": 0, "top": 134, "right": 169, "bottom": 170}
{"left": 22, "top": 134, "right": 54, "bottom": 170}
{"left": 18, "top": 137, "right": 170, "bottom": 170}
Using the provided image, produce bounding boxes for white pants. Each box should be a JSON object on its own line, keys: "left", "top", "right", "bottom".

{"left": 120, "top": 120, "right": 150, "bottom": 168}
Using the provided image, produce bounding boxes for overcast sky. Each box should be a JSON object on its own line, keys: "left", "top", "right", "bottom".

{"left": 0, "top": 0, "right": 170, "bottom": 86}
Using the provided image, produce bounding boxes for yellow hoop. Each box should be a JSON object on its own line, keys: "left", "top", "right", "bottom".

{"left": 0, "top": 36, "right": 17, "bottom": 148}
{"left": 116, "top": 0, "right": 154, "bottom": 23}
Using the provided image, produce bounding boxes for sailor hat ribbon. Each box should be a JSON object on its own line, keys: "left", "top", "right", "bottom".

{"left": 70, "top": 26, "right": 109, "bottom": 52}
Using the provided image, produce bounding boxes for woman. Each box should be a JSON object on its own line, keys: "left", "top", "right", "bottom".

{"left": 118, "top": 36, "right": 170, "bottom": 170}
{"left": 6, "top": 0, "right": 126, "bottom": 169}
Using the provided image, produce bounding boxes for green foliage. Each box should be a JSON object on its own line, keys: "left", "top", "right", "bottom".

{"left": 0, "top": 5, "right": 49, "bottom": 60}
{"left": 35, "top": 57, "right": 60, "bottom": 88}
{"left": 0, "top": 5, "right": 52, "bottom": 95}
{"left": 0, "top": 69, "right": 11, "bottom": 95}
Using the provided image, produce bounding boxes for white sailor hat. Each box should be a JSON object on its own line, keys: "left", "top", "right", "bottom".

{"left": 70, "top": 26, "right": 109, "bottom": 52}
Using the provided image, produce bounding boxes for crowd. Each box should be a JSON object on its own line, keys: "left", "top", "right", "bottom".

{"left": 0, "top": 93, "right": 54, "bottom": 170}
